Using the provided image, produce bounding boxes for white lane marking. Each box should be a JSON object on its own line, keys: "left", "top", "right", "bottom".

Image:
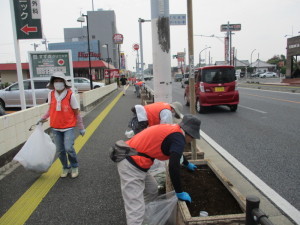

{"left": 239, "top": 105, "right": 267, "bottom": 114}
{"left": 239, "top": 87, "right": 300, "bottom": 95}
{"left": 201, "top": 130, "right": 300, "bottom": 224}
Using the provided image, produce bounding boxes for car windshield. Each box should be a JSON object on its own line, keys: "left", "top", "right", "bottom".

{"left": 201, "top": 68, "right": 235, "bottom": 84}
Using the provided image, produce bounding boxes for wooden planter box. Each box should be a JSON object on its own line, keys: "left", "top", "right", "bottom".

{"left": 166, "top": 160, "right": 246, "bottom": 225}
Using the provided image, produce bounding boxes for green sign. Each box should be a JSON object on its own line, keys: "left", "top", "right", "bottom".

{"left": 13, "top": 0, "right": 43, "bottom": 39}
{"left": 29, "top": 51, "right": 72, "bottom": 78}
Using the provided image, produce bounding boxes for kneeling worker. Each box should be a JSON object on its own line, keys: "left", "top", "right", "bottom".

{"left": 117, "top": 114, "right": 201, "bottom": 225}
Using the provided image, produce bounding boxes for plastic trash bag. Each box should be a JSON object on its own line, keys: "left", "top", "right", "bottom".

{"left": 13, "top": 123, "right": 56, "bottom": 173}
{"left": 149, "top": 159, "right": 166, "bottom": 176}
{"left": 143, "top": 191, "right": 178, "bottom": 225}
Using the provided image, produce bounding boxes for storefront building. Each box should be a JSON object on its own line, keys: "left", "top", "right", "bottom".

{"left": 286, "top": 35, "right": 300, "bottom": 78}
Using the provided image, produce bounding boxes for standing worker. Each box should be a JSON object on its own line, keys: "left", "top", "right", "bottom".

{"left": 120, "top": 74, "right": 128, "bottom": 96}
{"left": 39, "top": 72, "right": 85, "bottom": 178}
{"left": 117, "top": 114, "right": 201, "bottom": 225}
{"left": 127, "top": 101, "right": 183, "bottom": 136}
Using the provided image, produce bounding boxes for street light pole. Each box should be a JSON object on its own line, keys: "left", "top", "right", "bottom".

{"left": 138, "top": 18, "right": 150, "bottom": 81}
{"left": 102, "top": 44, "right": 110, "bottom": 84}
{"left": 77, "top": 14, "right": 93, "bottom": 90}
{"left": 199, "top": 46, "right": 211, "bottom": 67}
{"left": 250, "top": 49, "right": 256, "bottom": 66}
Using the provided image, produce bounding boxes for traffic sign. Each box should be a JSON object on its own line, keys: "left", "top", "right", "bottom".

{"left": 133, "top": 44, "right": 139, "bottom": 51}
{"left": 113, "top": 34, "right": 124, "bottom": 44}
{"left": 220, "top": 24, "right": 241, "bottom": 32}
{"left": 13, "top": 0, "right": 43, "bottom": 39}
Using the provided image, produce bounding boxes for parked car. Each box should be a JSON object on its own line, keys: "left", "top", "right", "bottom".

{"left": 184, "top": 65, "right": 239, "bottom": 113}
{"left": 259, "top": 72, "right": 277, "bottom": 78}
{"left": 174, "top": 73, "right": 183, "bottom": 82}
{"left": 70, "top": 77, "right": 105, "bottom": 91}
{"left": 144, "top": 75, "right": 154, "bottom": 81}
{"left": 250, "top": 72, "right": 260, "bottom": 78}
{"left": 0, "top": 79, "right": 50, "bottom": 108}
{"left": 181, "top": 73, "right": 189, "bottom": 88}
{"left": 0, "top": 104, "right": 5, "bottom": 116}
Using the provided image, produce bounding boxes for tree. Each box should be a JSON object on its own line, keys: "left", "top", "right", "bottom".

{"left": 267, "top": 55, "right": 286, "bottom": 75}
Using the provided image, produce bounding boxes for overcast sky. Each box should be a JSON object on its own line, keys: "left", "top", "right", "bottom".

{"left": 0, "top": 0, "right": 299, "bottom": 71}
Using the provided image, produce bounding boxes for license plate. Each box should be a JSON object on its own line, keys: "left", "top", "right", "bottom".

{"left": 214, "top": 87, "right": 224, "bottom": 92}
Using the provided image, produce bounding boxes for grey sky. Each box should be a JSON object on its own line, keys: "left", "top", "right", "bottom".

{"left": 0, "top": 0, "right": 299, "bottom": 70}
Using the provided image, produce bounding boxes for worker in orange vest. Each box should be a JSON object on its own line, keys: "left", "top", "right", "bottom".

{"left": 117, "top": 114, "right": 201, "bottom": 225}
{"left": 134, "top": 80, "right": 145, "bottom": 97}
{"left": 39, "top": 72, "right": 85, "bottom": 178}
{"left": 126, "top": 101, "right": 183, "bottom": 138}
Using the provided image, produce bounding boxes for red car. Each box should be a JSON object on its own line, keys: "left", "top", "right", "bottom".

{"left": 184, "top": 65, "right": 239, "bottom": 113}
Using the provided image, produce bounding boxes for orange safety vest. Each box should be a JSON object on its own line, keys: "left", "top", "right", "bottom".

{"left": 126, "top": 124, "right": 183, "bottom": 169}
{"left": 49, "top": 89, "right": 77, "bottom": 129}
{"left": 144, "top": 102, "right": 172, "bottom": 126}
{"left": 135, "top": 81, "right": 144, "bottom": 86}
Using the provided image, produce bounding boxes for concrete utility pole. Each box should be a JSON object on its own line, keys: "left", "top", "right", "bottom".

{"left": 150, "top": 0, "right": 172, "bottom": 103}
{"left": 187, "top": 0, "right": 197, "bottom": 160}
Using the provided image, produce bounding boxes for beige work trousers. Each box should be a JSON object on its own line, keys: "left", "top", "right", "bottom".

{"left": 117, "top": 159, "right": 158, "bottom": 225}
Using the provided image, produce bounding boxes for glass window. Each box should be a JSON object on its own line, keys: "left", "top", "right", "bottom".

{"left": 9, "top": 81, "right": 30, "bottom": 91}
{"left": 34, "top": 81, "right": 48, "bottom": 89}
{"left": 202, "top": 68, "right": 235, "bottom": 84}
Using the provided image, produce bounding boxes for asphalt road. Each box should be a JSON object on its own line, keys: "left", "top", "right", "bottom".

{"left": 167, "top": 80, "right": 300, "bottom": 211}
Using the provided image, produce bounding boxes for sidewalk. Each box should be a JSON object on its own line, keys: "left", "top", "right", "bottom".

{"left": 0, "top": 85, "right": 298, "bottom": 225}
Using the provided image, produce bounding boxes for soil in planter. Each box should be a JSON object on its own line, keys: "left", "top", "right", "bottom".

{"left": 180, "top": 165, "right": 244, "bottom": 217}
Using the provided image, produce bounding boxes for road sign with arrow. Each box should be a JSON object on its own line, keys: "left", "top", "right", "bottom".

{"left": 13, "top": 0, "right": 43, "bottom": 39}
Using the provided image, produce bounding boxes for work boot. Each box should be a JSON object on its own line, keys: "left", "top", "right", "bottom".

{"left": 60, "top": 168, "right": 70, "bottom": 178}
{"left": 71, "top": 167, "right": 79, "bottom": 178}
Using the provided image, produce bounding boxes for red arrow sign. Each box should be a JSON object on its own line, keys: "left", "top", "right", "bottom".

{"left": 21, "top": 24, "right": 38, "bottom": 35}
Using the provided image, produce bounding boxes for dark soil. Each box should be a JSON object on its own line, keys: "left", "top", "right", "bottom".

{"left": 181, "top": 165, "right": 243, "bottom": 217}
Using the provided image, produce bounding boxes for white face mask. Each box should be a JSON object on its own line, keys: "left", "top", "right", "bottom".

{"left": 54, "top": 82, "right": 65, "bottom": 91}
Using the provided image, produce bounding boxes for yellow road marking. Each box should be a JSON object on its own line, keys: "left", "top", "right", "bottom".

{"left": 245, "top": 93, "right": 300, "bottom": 104}
{"left": 0, "top": 91, "right": 124, "bottom": 225}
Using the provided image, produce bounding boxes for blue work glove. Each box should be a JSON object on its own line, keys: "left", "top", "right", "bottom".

{"left": 185, "top": 162, "right": 197, "bottom": 171}
{"left": 79, "top": 129, "right": 86, "bottom": 136}
{"left": 176, "top": 192, "right": 192, "bottom": 203}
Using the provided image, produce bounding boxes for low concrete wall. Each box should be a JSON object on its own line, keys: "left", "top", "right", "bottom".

{"left": 0, "top": 83, "right": 117, "bottom": 167}
{"left": 81, "top": 83, "right": 117, "bottom": 111}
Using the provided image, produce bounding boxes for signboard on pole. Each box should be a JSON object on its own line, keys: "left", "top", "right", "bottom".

{"left": 104, "top": 69, "right": 119, "bottom": 78}
{"left": 220, "top": 24, "right": 241, "bottom": 32}
{"left": 120, "top": 52, "right": 126, "bottom": 69}
{"left": 113, "top": 34, "right": 124, "bottom": 44}
{"left": 28, "top": 50, "right": 73, "bottom": 78}
{"left": 13, "top": 0, "right": 43, "bottom": 39}
{"left": 169, "top": 14, "right": 186, "bottom": 25}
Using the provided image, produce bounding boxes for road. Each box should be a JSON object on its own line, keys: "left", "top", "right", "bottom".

{"left": 147, "top": 80, "right": 300, "bottom": 211}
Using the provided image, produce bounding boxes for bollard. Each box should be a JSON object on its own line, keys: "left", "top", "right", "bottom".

{"left": 246, "top": 195, "right": 275, "bottom": 225}
{"left": 246, "top": 195, "right": 260, "bottom": 225}
{"left": 252, "top": 208, "right": 274, "bottom": 225}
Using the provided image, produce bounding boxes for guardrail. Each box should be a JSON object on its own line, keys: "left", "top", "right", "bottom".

{"left": 142, "top": 84, "right": 154, "bottom": 103}
{"left": 246, "top": 195, "right": 275, "bottom": 225}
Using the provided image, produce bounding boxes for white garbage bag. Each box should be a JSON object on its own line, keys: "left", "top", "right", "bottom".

{"left": 13, "top": 123, "right": 56, "bottom": 173}
{"left": 143, "top": 191, "right": 178, "bottom": 225}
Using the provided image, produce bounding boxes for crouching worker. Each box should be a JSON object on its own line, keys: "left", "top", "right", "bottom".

{"left": 39, "top": 72, "right": 85, "bottom": 178}
{"left": 117, "top": 114, "right": 201, "bottom": 225}
{"left": 126, "top": 101, "right": 183, "bottom": 138}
